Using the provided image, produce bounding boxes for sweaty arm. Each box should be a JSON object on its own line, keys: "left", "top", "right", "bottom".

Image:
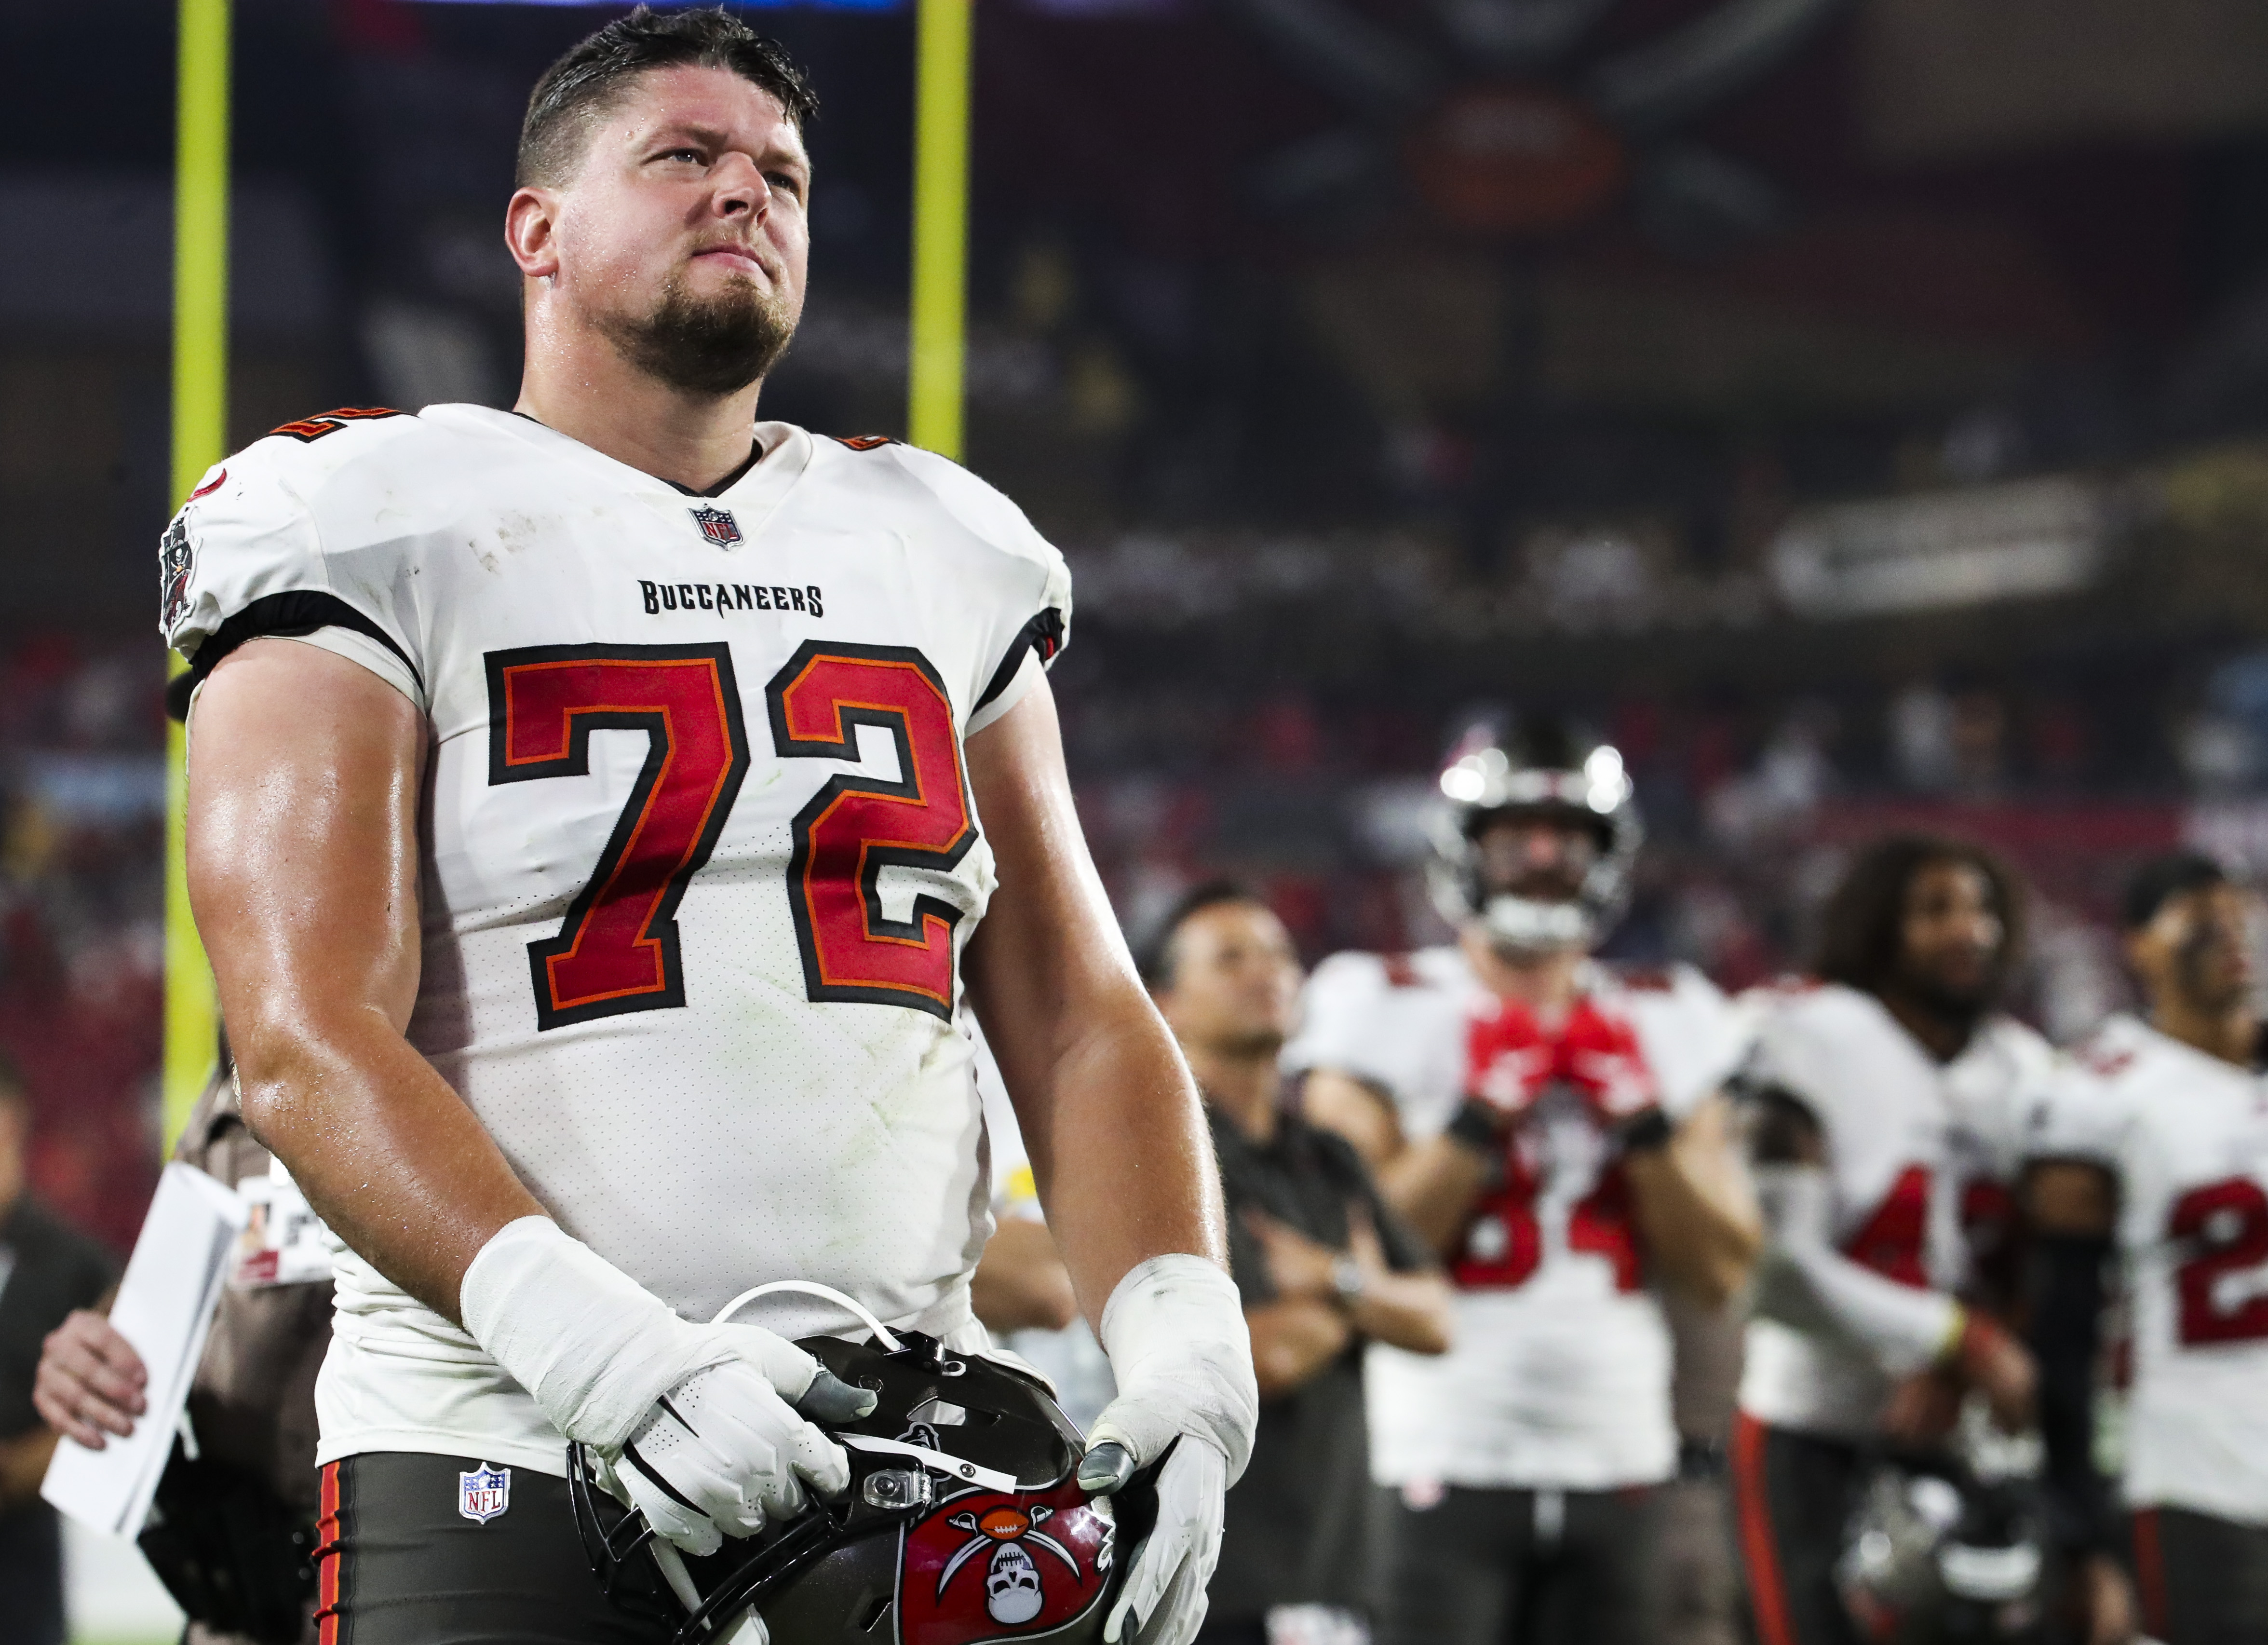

{"left": 189, "top": 639, "right": 535, "bottom": 1312}
{"left": 190, "top": 640, "right": 866, "bottom": 1553}
{"left": 963, "top": 679, "right": 1256, "bottom": 1645}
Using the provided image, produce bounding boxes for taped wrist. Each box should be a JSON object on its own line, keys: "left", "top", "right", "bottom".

{"left": 1090, "top": 1253, "right": 1259, "bottom": 1486}
{"left": 459, "top": 1216, "right": 738, "bottom": 1453}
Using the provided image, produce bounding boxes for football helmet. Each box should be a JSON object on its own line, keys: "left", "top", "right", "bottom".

{"left": 1427, "top": 715, "right": 1642, "bottom": 952}
{"left": 1836, "top": 1456, "right": 2055, "bottom": 1643}
{"left": 568, "top": 1291, "right": 1144, "bottom": 1645}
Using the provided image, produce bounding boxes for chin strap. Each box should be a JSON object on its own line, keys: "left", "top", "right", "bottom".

{"left": 709, "top": 1280, "right": 904, "bottom": 1353}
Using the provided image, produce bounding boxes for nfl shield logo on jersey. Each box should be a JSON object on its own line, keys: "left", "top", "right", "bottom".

{"left": 688, "top": 505, "right": 742, "bottom": 548}
{"left": 458, "top": 1463, "right": 510, "bottom": 1524}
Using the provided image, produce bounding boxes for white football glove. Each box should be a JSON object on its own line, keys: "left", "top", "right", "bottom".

{"left": 459, "top": 1218, "right": 876, "bottom": 1555}
{"left": 1076, "top": 1255, "right": 1257, "bottom": 1645}
{"left": 615, "top": 1353, "right": 859, "bottom": 1556}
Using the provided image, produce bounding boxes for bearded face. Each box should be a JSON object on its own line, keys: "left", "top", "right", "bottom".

{"left": 596, "top": 268, "right": 797, "bottom": 399}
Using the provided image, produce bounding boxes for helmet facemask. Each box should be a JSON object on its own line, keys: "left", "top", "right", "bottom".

{"left": 1428, "top": 728, "right": 1643, "bottom": 956}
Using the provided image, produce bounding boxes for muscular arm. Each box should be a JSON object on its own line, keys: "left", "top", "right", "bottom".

{"left": 188, "top": 640, "right": 544, "bottom": 1322}
{"left": 1301, "top": 1069, "right": 1487, "bottom": 1256}
{"left": 1628, "top": 1095, "right": 1762, "bottom": 1306}
{"left": 961, "top": 680, "right": 1227, "bottom": 1322}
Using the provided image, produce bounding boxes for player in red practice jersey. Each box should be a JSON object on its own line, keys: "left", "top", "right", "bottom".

{"left": 1733, "top": 836, "right": 2047, "bottom": 1645}
{"left": 155, "top": 11, "right": 1254, "bottom": 1644}
{"left": 1288, "top": 716, "right": 1760, "bottom": 1645}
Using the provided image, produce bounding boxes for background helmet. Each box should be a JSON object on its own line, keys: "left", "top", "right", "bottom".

{"left": 1427, "top": 714, "right": 1642, "bottom": 952}
{"left": 1836, "top": 1457, "right": 2054, "bottom": 1644}
{"left": 569, "top": 1330, "right": 1142, "bottom": 1645}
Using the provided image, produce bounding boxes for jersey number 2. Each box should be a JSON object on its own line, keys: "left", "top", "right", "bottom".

{"left": 487, "top": 640, "right": 972, "bottom": 1030}
{"left": 2169, "top": 1177, "right": 2268, "bottom": 1346}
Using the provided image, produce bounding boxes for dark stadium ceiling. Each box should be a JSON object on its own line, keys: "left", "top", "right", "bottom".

{"left": 7, "top": 0, "right": 2268, "bottom": 635}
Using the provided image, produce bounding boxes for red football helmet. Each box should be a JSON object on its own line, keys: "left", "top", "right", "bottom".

{"left": 568, "top": 1328, "right": 1148, "bottom": 1645}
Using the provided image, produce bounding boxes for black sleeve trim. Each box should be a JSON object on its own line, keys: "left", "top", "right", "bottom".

{"left": 185, "top": 590, "right": 424, "bottom": 697}
{"left": 973, "top": 607, "right": 1067, "bottom": 715}
{"left": 2027, "top": 1232, "right": 2121, "bottom": 1555}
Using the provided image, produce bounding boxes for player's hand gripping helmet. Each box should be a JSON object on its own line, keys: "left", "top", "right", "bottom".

{"left": 1427, "top": 715, "right": 1642, "bottom": 953}
{"left": 568, "top": 1288, "right": 1144, "bottom": 1645}
{"left": 1835, "top": 1457, "right": 2056, "bottom": 1643}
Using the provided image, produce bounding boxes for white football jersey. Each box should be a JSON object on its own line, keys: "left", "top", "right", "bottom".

{"left": 2029, "top": 1014, "right": 2268, "bottom": 1525}
{"left": 163, "top": 404, "right": 1071, "bottom": 1476}
{"left": 1282, "top": 947, "right": 1753, "bottom": 1490}
{"left": 1737, "top": 982, "right": 2052, "bottom": 1438}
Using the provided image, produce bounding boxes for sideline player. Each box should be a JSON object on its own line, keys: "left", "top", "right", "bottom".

{"left": 1732, "top": 835, "right": 2044, "bottom": 1645}
{"left": 1289, "top": 718, "right": 1760, "bottom": 1645}
{"left": 2025, "top": 851, "right": 2268, "bottom": 1645}
{"left": 160, "top": 11, "right": 1256, "bottom": 1643}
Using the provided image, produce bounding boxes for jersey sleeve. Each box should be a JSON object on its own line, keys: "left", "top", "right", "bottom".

{"left": 1620, "top": 965, "right": 1755, "bottom": 1120}
{"left": 160, "top": 438, "right": 429, "bottom": 710}
{"left": 2024, "top": 1057, "right": 2130, "bottom": 1168}
{"left": 886, "top": 446, "right": 1072, "bottom": 737}
{"left": 1745, "top": 991, "right": 1851, "bottom": 1129}
{"left": 1282, "top": 952, "right": 1392, "bottom": 1086}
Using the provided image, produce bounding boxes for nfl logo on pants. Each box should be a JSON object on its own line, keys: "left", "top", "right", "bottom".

{"left": 459, "top": 1463, "right": 511, "bottom": 1524}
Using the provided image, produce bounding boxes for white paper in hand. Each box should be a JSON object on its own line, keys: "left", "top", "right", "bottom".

{"left": 42, "top": 1162, "right": 249, "bottom": 1536}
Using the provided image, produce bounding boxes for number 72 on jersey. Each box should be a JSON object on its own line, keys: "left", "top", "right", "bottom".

{"left": 485, "top": 640, "right": 978, "bottom": 1032}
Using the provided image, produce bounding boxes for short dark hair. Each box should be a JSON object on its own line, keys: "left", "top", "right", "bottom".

{"left": 517, "top": 5, "right": 819, "bottom": 189}
{"left": 1814, "top": 834, "right": 2025, "bottom": 998}
{"left": 1138, "top": 880, "right": 1269, "bottom": 991}
{"left": 2121, "top": 850, "right": 2229, "bottom": 931}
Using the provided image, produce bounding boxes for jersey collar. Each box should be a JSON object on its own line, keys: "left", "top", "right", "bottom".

{"left": 437, "top": 405, "right": 816, "bottom": 546}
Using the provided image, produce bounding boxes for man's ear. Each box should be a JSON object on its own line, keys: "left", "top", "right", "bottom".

{"left": 504, "top": 187, "right": 562, "bottom": 281}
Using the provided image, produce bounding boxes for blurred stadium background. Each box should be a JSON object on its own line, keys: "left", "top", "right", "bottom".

{"left": 16, "top": 0, "right": 2268, "bottom": 1623}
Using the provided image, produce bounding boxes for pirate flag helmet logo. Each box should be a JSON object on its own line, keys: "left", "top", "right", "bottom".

{"left": 902, "top": 1483, "right": 1114, "bottom": 1641}
{"left": 567, "top": 1290, "right": 1148, "bottom": 1645}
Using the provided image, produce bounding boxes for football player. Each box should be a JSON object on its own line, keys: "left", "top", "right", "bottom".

{"left": 1732, "top": 835, "right": 2045, "bottom": 1645}
{"left": 2025, "top": 850, "right": 2268, "bottom": 1645}
{"left": 161, "top": 10, "right": 1255, "bottom": 1644}
{"left": 1287, "top": 718, "right": 1761, "bottom": 1645}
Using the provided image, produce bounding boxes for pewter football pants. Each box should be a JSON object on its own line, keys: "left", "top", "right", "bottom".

{"left": 1376, "top": 1481, "right": 1661, "bottom": 1645}
{"left": 313, "top": 1453, "right": 667, "bottom": 1645}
